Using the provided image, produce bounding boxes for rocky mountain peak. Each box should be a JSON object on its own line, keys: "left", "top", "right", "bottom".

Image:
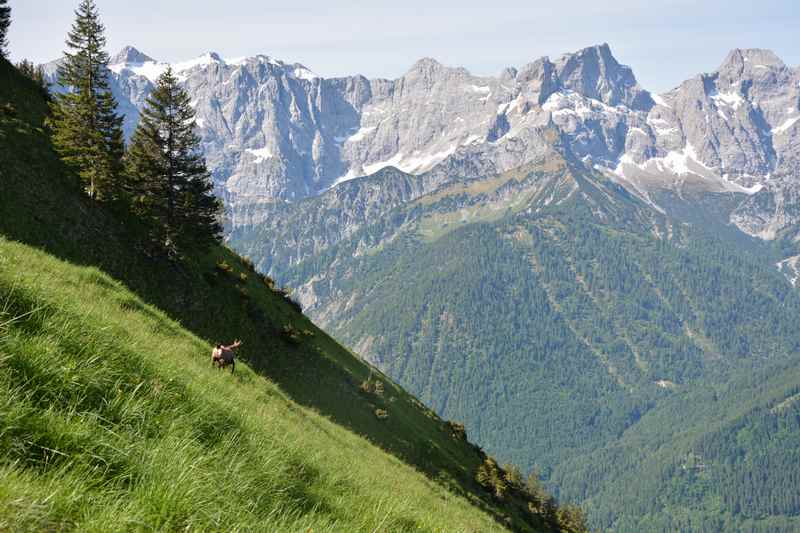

{"left": 516, "top": 57, "right": 559, "bottom": 104}
{"left": 718, "top": 48, "right": 786, "bottom": 73}
{"left": 553, "top": 42, "right": 652, "bottom": 110}
{"left": 709, "top": 48, "right": 797, "bottom": 120}
{"left": 400, "top": 57, "right": 473, "bottom": 92}
{"left": 110, "top": 45, "right": 154, "bottom": 65}
{"left": 499, "top": 66, "right": 518, "bottom": 81}
{"left": 406, "top": 57, "right": 447, "bottom": 76}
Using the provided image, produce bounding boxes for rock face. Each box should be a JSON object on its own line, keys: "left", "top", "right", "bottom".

{"left": 552, "top": 42, "right": 653, "bottom": 110}
{"left": 110, "top": 45, "right": 155, "bottom": 66}
{"left": 42, "top": 45, "right": 800, "bottom": 248}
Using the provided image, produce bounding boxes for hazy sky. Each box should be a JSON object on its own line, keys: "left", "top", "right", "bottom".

{"left": 9, "top": 0, "right": 800, "bottom": 93}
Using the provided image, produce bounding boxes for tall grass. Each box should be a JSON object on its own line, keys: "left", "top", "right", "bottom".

{"left": 0, "top": 238, "right": 507, "bottom": 532}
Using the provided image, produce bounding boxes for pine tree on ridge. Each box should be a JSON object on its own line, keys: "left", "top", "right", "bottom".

{"left": 125, "top": 66, "right": 222, "bottom": 255}
{"left": 48, "top": 0, "right": 124, "bottom": 201}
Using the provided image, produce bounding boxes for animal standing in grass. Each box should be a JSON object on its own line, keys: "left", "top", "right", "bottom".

{"left": 212, "top": 340, "right": 242, "bottom": 373}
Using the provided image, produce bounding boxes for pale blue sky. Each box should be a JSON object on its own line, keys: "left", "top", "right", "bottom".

{"left": 9, "top": 0, "right": 800, "bottom": 93}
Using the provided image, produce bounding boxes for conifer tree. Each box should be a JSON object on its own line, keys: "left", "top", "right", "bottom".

{"left": 49, "top": 0, "right": 124, "bottom": 201}
{"left": 125, "top": 67, "right": 222, "bottom": 255}
{"left": 0, "top": 0, "right": 10, "bottom": 58}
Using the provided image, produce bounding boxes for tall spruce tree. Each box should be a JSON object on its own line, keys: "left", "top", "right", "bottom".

{"left": 49, "top": 0, "right": 124, "bottom": 201}
{"left": 125, "top": 67, "right": 222, "bottom": 254}
{"left": 0, "top": 0, "right": 10, "bottom": 58}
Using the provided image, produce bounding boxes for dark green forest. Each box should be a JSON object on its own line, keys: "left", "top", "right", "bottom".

{"left": 234, "top": 162, "right": 800, "bottom": 530}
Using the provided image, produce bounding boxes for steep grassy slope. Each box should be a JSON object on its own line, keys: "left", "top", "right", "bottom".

{"left": 0, "top": 58, "right": 560, "bottom": 530}
{"left": 0, "top": 237, "right": 509, "bottom": 531}
{"left": 236, "top": 152, "right": 800, "bottom": 530}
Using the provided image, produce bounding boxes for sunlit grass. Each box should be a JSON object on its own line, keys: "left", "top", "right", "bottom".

{"left": 0, "top": 237, "right": 506, "bottom": 532}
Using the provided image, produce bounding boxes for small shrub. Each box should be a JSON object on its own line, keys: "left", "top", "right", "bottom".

{"left": 447, "top": 421, "right": 467, "bottom": 441}
{"left": 359, "top": 379, "right": 384, "bottom": 397}
{"left": 238, "top": 272, "right": 248, "bottom": 283}
{"left": 1, "top": 103, "right": 17, "bottom": 116}
{"left": 503, "top": 464, "right": 524, "bottom": 490}
{"left": 260, "top": 274, "right": 276, "bottom": 289}
{"left": 281, "top": 324, "right": 302, "bottom": 344}
{"left": 555, "top": 503, "right": 589, "bottom": 533}
{"left": 302, "top": 329, "right": 315, "bottom": 337}
{"left": 241, "top": 256, "right": 256, "bottom": 272}
{"left": 359, "top": 380, "right": 374, "bottom": 394}
{"left": 374, "top": 408, "right": 389, "bottom": 420}
{"left": 525, "top": 469, "right": 549, "bottom": 503}
{"left": 215, "top": 260, "right": 233, "bottom": 274}
{"left": 237, "top": 286, "right": 249, "bottom": 300}
{"left": 476, "top": 457, "right": 508, "bottom": 500}
{"left": 476, "top": 456, "right": 497, "bottom": 487}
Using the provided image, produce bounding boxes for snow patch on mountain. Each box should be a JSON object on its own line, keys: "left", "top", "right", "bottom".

{"left": 109, "top": 59, "right": 168, "bottom": 82}
{"left": 647, "top": 116, "right": 678, "bottom": 136}
{"left": 650, "top": 93, "right": 671, "bottom": 108}
{"left": 362, "top": 145, "right": 459, "bottom": 176}
{"left": 655, "top": 379, "right": 678, "bottom": 389}
{"left": 777, "top": 255, "right": 800, "bottom": 286}
{"left": 109, "top": 49, "right": 316, "bottom": 85}
{"left": 462, "top": 134, "right": 484, "bottom": 145}
{"left": 246, "top": 147, "right": 274, "bottom": 163}
{"left": 543, "top": 91, "right": 621, "bottom": 119}
{"left": 174, "top": 52, "right": 223, "bottom": 72}
{"left": 772, "top": 116, "right": 800, "bottom": 135}
{"left": 109, "top": 51, "right": 223, "bottom": 82}
{"left": 292, "top": 66, "right": 318, "bottom": 81}
{"left": 613, "top": 143, "right": 764, "bottom": 196}
{"left": 467, "top": 84, "right": 491, "bottom": 94}
{"left": 329, "top": 169, "right": 360, "bottom": 189}
{"left": 346, "top": 126, "right": 377, "bottom": 143}
{"left": 710, "top": 90, "right": 745, "bottom": 110}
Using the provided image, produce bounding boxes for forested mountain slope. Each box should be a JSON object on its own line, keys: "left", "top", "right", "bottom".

{"left": 232, "top": 146, "right": 800, "bottom": 531}
{"left": 0, "top": 56, "right": 581, "bottom": 532}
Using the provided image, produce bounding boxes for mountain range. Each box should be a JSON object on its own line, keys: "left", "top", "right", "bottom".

{"left": 42, "top": 43, "right": 800, "bottom": 257}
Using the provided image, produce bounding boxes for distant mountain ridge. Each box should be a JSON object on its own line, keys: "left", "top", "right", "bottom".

{"left": 40, "top": 44, "right": 800, "bottom": 248}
